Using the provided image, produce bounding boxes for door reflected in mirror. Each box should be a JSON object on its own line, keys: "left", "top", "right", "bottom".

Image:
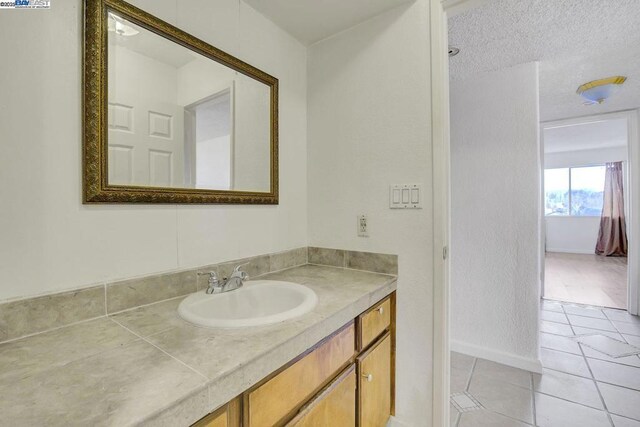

{"left": 107, "top": 12, "right": 271, "bottom": 193}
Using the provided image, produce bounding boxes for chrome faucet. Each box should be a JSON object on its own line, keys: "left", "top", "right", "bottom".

{"left": 198, "top": 263, "right": 250, "bottom": 294}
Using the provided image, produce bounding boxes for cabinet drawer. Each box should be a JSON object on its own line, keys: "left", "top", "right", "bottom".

{"left": 358, "top": 297, "right": 391, "bottom": 350}
{"left": 246, "top": 322, "right": 355, "bottom": 427}
{"left": 286, "top": 365, "right": 356, "bottom": 427}
{"left": 192, "top": 398, "right": 240, "bottom": 427}
{"left": 193, "top": 411, "right": 227, "bottom": 427}
{"left": 357, "top": 332, "right": 391, "bottom": 427}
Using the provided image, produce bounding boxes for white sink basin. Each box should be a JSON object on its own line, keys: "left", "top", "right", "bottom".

{"left": 178, "top": 280, "right": 317, "bottom": 328}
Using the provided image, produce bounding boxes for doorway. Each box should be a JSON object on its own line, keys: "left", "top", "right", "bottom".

{"left": 442, "top": 1, "right": 640, "bottom": 426}
{"left": 541, "top": 111, "right": 639, "bottom": 313}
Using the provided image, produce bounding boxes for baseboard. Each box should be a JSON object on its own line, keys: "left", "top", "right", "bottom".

{"left": 451, "top": 340, "right": 543, "bottom": 374}
{"left": 387, "top": 415, "right": 411, "bottom": 427}
{"left": 546, "top": 248, "right": 595, "bottom": 255}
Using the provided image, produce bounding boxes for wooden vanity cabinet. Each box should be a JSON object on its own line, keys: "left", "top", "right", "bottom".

{"left": 191, "top": 292, "right": 395, "bottom": 427}
{"left": 357, "top": 332, "right": 391, "bottom": 427}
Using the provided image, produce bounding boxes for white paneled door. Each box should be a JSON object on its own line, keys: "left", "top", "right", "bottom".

{"left": 108, "top": 99, "right": 184, "bottom": 187}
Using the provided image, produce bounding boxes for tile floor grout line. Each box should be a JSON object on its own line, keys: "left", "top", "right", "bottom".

{"left": 565, "top": 301, "right": 616, "bottom": 427}
{"left": 608, "top": 315, "right": 633, "bottom": 345}
{"left": 539, "top": 344, "right": 581, "bottom": 357}
{"left": 541, "top": 342, "right": 640, "bottom": 367}
{"left": 540, "top": 318, "right": 571, "bottom": 326}
{"left": 563, "top": 320, "right": 619, "bottom": 334}
{"left": 533, "top": 388, "right": 609, "bottom": 411}
{"left": 530, "top": 372, "right": 537, "bottom": 426}
{"left": 562, "top": 303, "right": 578, "bottom": 336}
{"left": 593, "top": 378, "right": 640, "bottom": 394}
{"left": 541, "top": 364, "right": 640, "bottom": 394}
{"left": 482, "top": 408, "right": 536, "bottom": 426}
{"left": 463, "top": 358, "right": 536, "bottom": 425}
{"left": 465, "top": 357, "right": 478, "bottom": 392}
{"left": 539, "top": 330, "right": 579, "bottom": 339}
{"left": 578, "top": 342, "right": 615, "bottom": 426}
{"left": 452, "top": 356, "right": 478, "bottom": 427}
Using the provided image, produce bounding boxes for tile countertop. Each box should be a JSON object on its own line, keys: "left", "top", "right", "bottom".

{"left": 0, "top": 264, "right": 396, "bottom": 427}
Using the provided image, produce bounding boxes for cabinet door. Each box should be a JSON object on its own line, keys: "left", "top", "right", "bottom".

{"left": 246, "top": 323, "right": 355, "bottom": 427}
{"left": 286, "top": 365, "right": 356, "bottom": 427}
{"left": 357, "top": 333, "right": 391, "bottom": 427}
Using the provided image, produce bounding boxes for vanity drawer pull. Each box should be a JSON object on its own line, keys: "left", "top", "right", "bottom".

{"left": 362, "top": 373, "right": 373, "bottom": 382}
{"left": 358, "top": 297, "right": 391, "bottom": 350}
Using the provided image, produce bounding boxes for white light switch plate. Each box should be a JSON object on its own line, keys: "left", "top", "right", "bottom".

{"left": 390, "top": 184, "right": 422, "bottom": 209}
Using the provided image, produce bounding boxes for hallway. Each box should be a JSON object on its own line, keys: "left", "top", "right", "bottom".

{"left": 545, "top": 253, "right": 627, "bottom": 309}
{"left": 451, "top": 300, "right": 640, "bottom": 426}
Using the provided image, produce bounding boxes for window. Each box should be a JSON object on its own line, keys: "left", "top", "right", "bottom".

{"left": 544, "top": 166, "right": 605, "bottom": 216}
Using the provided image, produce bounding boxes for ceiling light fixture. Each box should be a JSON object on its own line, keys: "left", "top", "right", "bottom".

{"left": 449, "top": 46, "right": 460, "bottom": 57}
{"left": 108, "top": 12, "right": 139, "bottom": 37}
{"left": 577, "top": 76, "right": 626, "bottom": 105}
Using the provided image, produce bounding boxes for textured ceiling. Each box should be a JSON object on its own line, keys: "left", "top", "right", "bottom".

{"left": 544, "top": 118, "right": 628, "bottom": 153}
{"left": 449, "top": 0, "right": 640, "bottom": 121}
{"left": 243, "top": 0, "right": 412, "bottom": 46}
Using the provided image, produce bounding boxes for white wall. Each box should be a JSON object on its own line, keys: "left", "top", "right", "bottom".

{"left": 177, "top": 59, "right": 271, "bottom": 192}
{"left": 545, "top": 217, "right": 601, "bottom": 254}
{"left": 450, "top": 63, "right": 542, "bottom": 371}
{"left": 544, "top": 146, "right": 628, "bottom": 254}
{"left": 0, "top": 0, "right": 308, "bottom": 301}
{"left": 307, "top": 2, "right": 433, "bottom": 424}
{"left": 545, "top": 146, "right": 628, "bottom": 169}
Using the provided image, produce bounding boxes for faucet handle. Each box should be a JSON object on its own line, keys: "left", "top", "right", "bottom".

{"left": 197, "top": 271, "right": 219, "bottom": 284}
{"left": 198, "top": 271, "right": 218, "bottom": 277}
{"left": 233, "top": 263, "right": 249, "bottom": 273}
{"left": 232, "top": 263, "right": 250, "bottom": 280}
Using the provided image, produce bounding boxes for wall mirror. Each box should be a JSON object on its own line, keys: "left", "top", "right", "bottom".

{"left": 84, "top": 0, "right": 278, "bottom": 204}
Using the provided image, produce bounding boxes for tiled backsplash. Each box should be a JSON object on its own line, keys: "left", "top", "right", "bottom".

{"left": 308, "top": 247, "right": 398, "bottom": 275}
{"left": 0, "top": 247, "right": 397, "bottom": 343}
{"left": 0, "top": 286, "right": 105, "bottom": 343}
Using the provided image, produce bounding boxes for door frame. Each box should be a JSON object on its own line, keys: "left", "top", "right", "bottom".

{"left": 430, "top": 1, "right": 450, "bottom": 426}
{"left": 431, "top": 1, "right": 498, "bottom": 426}
{"left": 183, "top": 83, "right": 236, "bottom": 190}
{"left": 433, "top": 0, "right": 640, "bottom": 423}
{"left": 540, "top": 110, "right": 640, "bottom": 314}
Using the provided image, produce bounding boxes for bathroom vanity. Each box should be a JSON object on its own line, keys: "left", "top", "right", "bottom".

{"left": 0, "top": 260, "right": 397, "bottom": 426}
{"left": 193, "top": 293, "right": 395, "bottom": 427}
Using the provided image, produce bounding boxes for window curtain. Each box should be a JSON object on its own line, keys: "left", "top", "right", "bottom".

{"left": 595, "top": 161, "right": 628, "bottom": 256}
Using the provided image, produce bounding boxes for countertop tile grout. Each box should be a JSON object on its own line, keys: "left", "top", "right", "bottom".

{"left": 109, "top": 316, "right": 210, "bottom": 383}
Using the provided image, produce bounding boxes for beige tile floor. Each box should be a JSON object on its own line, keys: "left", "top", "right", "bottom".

{"left": 545, "top": 253, "right": 628, "bottom": 309}
{"left": 450, "top": 299, "right": 640, "bottom": 426}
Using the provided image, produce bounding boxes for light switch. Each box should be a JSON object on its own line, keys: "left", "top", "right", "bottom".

{"left": 392, "top": 188, "right": 401, "bottom": 204}
{"left": 389, "top": 184, "right": 422, "bottom": 209}
{"left": 402, "top": 189, "right": 410, "bottom": 203}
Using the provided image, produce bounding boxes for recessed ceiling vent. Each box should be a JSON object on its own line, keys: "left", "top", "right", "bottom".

{"left": 448, "top": 46, "right": 460, "bottom": 57}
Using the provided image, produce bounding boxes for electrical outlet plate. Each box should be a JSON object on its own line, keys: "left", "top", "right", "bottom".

{"left": 357, "top": 214, "right": 368, "bottom": 237}
{"left": 389, "top": 184, "right": 422, "bottom": 209}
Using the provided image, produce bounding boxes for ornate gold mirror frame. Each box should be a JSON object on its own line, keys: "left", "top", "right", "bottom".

{"left": 83, "top": 0, "right": 279, "bottom": 204}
